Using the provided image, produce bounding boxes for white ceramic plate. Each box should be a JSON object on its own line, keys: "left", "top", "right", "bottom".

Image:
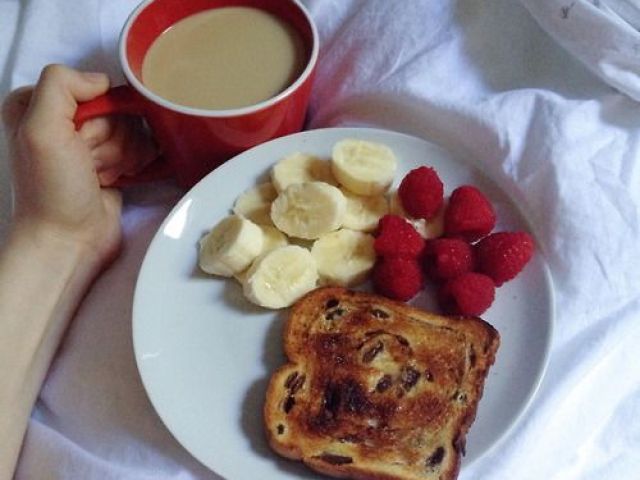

{"left": 133, "top": 127, "right": 554, "bottom": 479}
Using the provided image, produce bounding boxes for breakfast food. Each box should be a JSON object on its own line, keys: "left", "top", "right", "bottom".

{"left": 311, "top": 229, "right": 376, "bottom": 287}
{"left": 198, "top": 214, "right": 264, "bottom": 277}
{"left": 372, "top": 256, "right": 424, "bottom": 302}
{"left": 242, "top": 245, "right": 318, "bottom": 309}
{"left": 443, "top": 186, "right": 496, "bottom": 242}
{"left": 270, "top": 181, "right": 347, "bottom": 240}
{"left": 233, "top": 182, "right": 278, "bottom": 226}
{"left": 389, "top": 190, "right": 445, "bottom": 240}
{"left": 475, "top": 232, "right": 534, "bottom": 286}
{"left": 201, "top": 140, "right": 394, "bottom": 309}
{"left": 257, "top": 224, "right": 289, "bottom": 253}
{"left": 198, "top": 136, "right": 534, "bottom": 314}
{"left": 341, "top": 189, "right": 389, "bottom": 232}
{"left": 331, "top": 139, "right": 398, "bottom": 195}
{"left": 271, "top": 152, "right": 337, "bottom": 192}
{"left": 264, "top": 287, "right": 500, "bottom": 480}
{"left": 438, "top": 273, "right": 496, "bottom": 316}
{"left": 372, "top": 174, "right": 533, "bottom": 314}
{"left": 423, "top": 238, "right": 475, "bottom": 281}
{"left": 398, "top": 166, "right": 444, "bottom": 220}
{"left": 374, "top": 214, "right": 426, "bottom": 259}
{"left": 141, "top": 6, "right": 306, "bottom": 110}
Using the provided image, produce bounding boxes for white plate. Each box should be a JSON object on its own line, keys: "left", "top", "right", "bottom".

{"left": 133, "top": 127, "right": 554, "bottom": 479}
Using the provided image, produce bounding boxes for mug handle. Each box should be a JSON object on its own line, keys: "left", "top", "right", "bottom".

{"left": 74, "top": 85, "right": 174, "bottom": 186}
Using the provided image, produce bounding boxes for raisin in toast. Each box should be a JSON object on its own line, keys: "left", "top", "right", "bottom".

{"left": 264, "top": 287, "right": 499, "bottom": 480}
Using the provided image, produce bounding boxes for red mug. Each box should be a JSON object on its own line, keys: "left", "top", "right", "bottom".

{"left": 75, "top": 0, "right": 319, "bottom": 188}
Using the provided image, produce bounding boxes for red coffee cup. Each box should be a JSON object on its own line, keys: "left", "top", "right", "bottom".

{"left": 75, "top": 0, "right": 318, "bottom": 188}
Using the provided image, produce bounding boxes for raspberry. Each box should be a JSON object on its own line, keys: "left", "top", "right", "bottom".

{"left": 398, "top": 166, "right": 444, "bottom": 220}
{"left": 444, "top": 185, "right": 496, "bottom": 242}
{"left": 373, "top": 256, "right": 423, "bottom": 301}
{"left": 475, "top": 231, "right": 534, "bottom": 286}
{"left": 424, "top": 238, "right": 475, "bottom": 280}
{"left": 438, "top": 272, "right": 495, "bottom": 316}
{"left": 374, "top": 215, "right": 425, "bottom": 258}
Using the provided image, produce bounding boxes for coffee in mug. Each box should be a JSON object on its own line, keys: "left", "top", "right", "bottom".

{"left": 141, "top": 6, "right": 306, "bottom": 110}
{"left": 74, "top": 0, "right": 319, "bottom": 188}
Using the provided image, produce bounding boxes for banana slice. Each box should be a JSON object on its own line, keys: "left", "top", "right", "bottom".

{"left": 242, "top": 245, "right": 319, "bottom": 309}
{"left": 389, "top": 190, "right": 445, "bottom": 239}
{"left": 311, "top": 229, "right": 376, "bottom": 287}
{"left": 331, "top": 139, "right": 397, "bottom": 195}
{"left": 271, "top": 152, "right": 337, "bottom": 192}
{"left": 234, "top": 268, "right": 250, "bottom": 286}
{"left": 270, "top": 181, "right": 346, "bottom": 239}
{"left": 341, "top": 188, "right": 389, "bottom": 232}
{"left": 233, "top": 182, "right": 278, "bottom": 225}
{"left": 233, "top": 225, "right": 288, "bottom": 284}
{"left": 259, "top": 224, "right": 289, "bottom": 253}
{"left": 199, "top": 215, "right": 264, "bottom": 277}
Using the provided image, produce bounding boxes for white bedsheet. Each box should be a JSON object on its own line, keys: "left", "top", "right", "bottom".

{"left": 1, "top": 1, "right": 639, "bottom": 479}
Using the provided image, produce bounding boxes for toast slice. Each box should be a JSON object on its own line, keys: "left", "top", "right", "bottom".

{"left": 264, "top": 287, "right": 499, "bottom": 480}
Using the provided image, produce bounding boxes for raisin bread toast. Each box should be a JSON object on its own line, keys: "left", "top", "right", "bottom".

{"left": 264, "top": 287, "right": 499, "bottom": 480}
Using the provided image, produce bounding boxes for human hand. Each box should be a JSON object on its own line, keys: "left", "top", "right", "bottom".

{"left": 0, "top": 65, "right": 158, "bottom": 478}
{"left": 1, "top": 64, "right": 156, "bottom": 271}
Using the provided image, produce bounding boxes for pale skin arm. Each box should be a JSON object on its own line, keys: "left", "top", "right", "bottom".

{"left": 0, "top": 65, "right": 156, "bottom": 478}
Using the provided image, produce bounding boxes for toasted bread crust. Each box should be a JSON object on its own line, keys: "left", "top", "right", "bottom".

{"left": 264, "top": 287, "right": 499, "bottom": 480}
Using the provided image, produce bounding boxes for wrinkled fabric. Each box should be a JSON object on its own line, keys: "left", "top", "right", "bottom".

{"left": 520, "top": 0, "right": 640, "bottom": 101}
{"left": 1, "top": 1, "right": 639, "bottom": 479}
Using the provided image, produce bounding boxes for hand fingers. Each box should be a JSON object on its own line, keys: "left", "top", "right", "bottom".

{"left": 95, "top": 137, "right": 158, "bottom": 185}
{"left": 78, "top": 115, "right": 117, "bottom": 149}
{"left": 22, "top": 64, "right": 109, "bottom": 132}
{"left": 92, "top": 117, "right": 158, "bottom": 186}
{"left": 90, "top": 115, "right": 131, "bottom": 171}
{"left": 96, "top": 144, "right": 158, "bottom": 186}
{"left": 97, "top": 169, "right": 122, "bottom": 186}
{"left": 78, "top": 114, "right": 142, "bottom": 150}
{"left": 1, "top": 86, "right": 33, "bottom": 137}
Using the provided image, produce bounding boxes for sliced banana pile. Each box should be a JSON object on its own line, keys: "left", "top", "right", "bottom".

{"left": 198, "top": 138, "right": 440, "bottom": 310}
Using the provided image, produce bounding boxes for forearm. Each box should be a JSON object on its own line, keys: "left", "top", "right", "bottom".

{"left": 0, "top": 223, "right": 102, "bottom": 479}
